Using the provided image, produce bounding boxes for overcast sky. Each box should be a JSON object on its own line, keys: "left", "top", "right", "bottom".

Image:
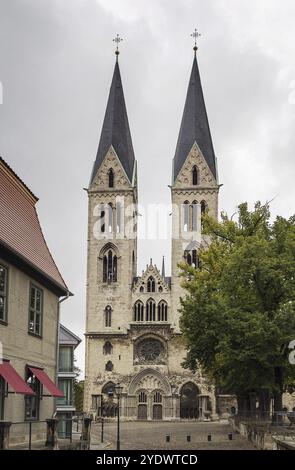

{"left": 1, "top": 0, "right": 295, "bottom": 375}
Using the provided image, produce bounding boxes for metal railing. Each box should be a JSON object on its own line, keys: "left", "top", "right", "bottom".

{"left": 8, "top": 416, "right": 85, "bottom": 450}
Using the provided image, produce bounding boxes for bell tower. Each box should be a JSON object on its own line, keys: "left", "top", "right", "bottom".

{"left": 84, "top": 41, "right": 137, "bottom": 410}
{"left": 171, "top": 32, "right": 220, "bottom": 330}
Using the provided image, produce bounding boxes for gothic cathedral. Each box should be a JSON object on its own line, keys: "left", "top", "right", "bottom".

{"left": 84, "top": 47, "right": 231, "bottom": 421}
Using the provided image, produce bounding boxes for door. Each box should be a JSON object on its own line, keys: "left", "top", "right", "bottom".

{"left": 180, "top": 382, "right": 199, "bottom": 419}
{"left": 138, "top": 404, "right": 147, "bottom": 420}
{"left": 153, "top": 404, "right": 162, "bottom": 420}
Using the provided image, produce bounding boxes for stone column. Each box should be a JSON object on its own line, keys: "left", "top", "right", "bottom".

{"left": 45, "top": 418, "right": 59, "bottom": 450}
{"left": 120, "top": 393, "right": 127, "bottom": 419}
{"left": 147, "top": 394, "right": 152, "bottom": 420}
{"left": 210, "top": 393, "right": 218, "bottom": 420}
{"left": 0, "top": 421, "right": 12, "bottom": 450}
{"left": 172, "top": 394, "right": 180, "bottom": 420}
{"left": 81, "top": 416, "right": 92, "bottom": 449}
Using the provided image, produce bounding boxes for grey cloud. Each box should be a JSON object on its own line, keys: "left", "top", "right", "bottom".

{"left": 0, "top": 0, "right": 294, "bottom": 373}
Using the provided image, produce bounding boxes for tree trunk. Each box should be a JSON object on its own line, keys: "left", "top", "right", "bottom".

{"left": 273, "top": 367, "right": 283, "bottom": 424}
{"left": 258, "top": 389, "right": 271, "bottom": 421}
{"left": 237, "top": 393, "right": 250, "bottom": 418}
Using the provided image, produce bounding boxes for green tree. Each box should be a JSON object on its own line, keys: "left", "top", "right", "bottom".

{"left": 179, "top": 202, "right": 295, "bottom": 416}
{"left": 74, "top": 379, "right": 84, "bottom": 413}
{"left": 73, "top": 359, "right": 84, "bottom": 413}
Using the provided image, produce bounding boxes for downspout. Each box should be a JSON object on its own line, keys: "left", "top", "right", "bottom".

{"left": 54, "top": 291, "right": 70, "bottom": 417}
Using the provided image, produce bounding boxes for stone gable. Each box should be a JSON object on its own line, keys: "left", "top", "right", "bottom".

{"left": 90, "top": 146, "right": 133, "bottom": 191}
{"left": 173, "top": 142, "right": 218, "bottom": 190}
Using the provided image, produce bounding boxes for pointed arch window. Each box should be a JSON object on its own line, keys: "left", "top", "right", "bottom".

{"left": 183, "top": 201, "right": 190, "bottom": 232}
{"left": 192, "top": 250, "right": 198, "bottom": 267}
{"left": 186, "top": 251, "right": 192, "bottom": 265}
{"left": 99, "top": 208, "right": 105, "bottom": 233}
{"left": 192, "top": 200, "right": 198, "bottom": 232}
{"left": 201, "top": 200, "right": 207, "bottom": 215}
{"left": 158, "top": 300, "right": 168, "bottom": 322}
{"left": 108, "top": 203, "right": 113, "bottom": 233}
{"left": 139, "top": 286, "right": 144, "bottom": 293}
{"left": 147, "top": 276, "right": 155, "bottom": 293}
{"left": 134, "top": 301, "right": 144, "bottom": 322}
{"left": 103, "top": 341, "right": 113, "bottom": 355}
{"left": 105, "top": 361, "right": 113, "bottom": 372}
{"left": 108, "top": 168, "right": 114, "bottom": 188}
{"left": 153, "top": 391, "right": 162, "bottom": 403}
{"left": 146, "top": 299, "right": 156, "bottom": 322}
{"left": 103, "top": 249, "right": 117, "bottom": 283}
{"left": 185, "top": 250, "right": 198, "bottom": 268}
{"left": 138, "top": 391, "right": 147, "bottom": 403}
{"left": 116, "top": 199, "right": 123, "bottom": 234}
{"left": 105, "top": 305, "right": 112, "bottom": 327}
{"left": 192, "top": 166, "right": 198, "bottom": 186}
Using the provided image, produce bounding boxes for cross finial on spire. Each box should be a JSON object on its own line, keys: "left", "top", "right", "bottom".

{"left": 191, "top": 28, "right": 201, "bottom": 55}
{"left": 113, "top": 34, "right": 123, "bottom": 61}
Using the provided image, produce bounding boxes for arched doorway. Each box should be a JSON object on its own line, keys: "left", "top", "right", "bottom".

{"left": 180, "top": 382, "right": 199, "bottom": 419}
{"left": 101, "top": 381, "right": 117, "bottom": 417}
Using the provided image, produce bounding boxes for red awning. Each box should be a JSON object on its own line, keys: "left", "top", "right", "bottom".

{"left": 0, "top": 362, "right": 35, "bottom": 395}
{"left": 28, "top": 367, "right": 64, "bottom": 397}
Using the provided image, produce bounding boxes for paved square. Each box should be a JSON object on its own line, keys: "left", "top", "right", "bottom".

{"left": 91, "top": 421, "right": 256, "bottom": 450}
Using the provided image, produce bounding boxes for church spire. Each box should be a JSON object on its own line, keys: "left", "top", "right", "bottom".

{"left": 90, "top": 39, "right": 135, "bottom": 185}
{"left": 173, "top": 34, "right": 216, "bottom": 182}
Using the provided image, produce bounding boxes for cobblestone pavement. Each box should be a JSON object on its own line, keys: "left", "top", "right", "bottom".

{"left": 91, "top": 421, "right": 257, "bottom": 450}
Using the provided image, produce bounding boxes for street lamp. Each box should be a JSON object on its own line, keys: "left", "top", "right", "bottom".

{"left": 114, "top": 383, "right": 123, "bottom": 451}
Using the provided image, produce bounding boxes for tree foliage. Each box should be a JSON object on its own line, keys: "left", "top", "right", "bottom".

{"left": 179, "top": 202, "right": 295, "bottom": 411}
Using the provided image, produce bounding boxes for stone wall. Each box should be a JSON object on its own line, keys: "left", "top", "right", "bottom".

{"left": 0, "top": 258, "right": 59, "bottom": 439}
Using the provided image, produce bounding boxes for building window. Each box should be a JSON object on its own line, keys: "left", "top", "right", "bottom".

{"left": 139, "top": 286, "right": 144, "bottom": 293}
{"left": 103, "top": 341, "right": 113, "bottom": 355}
{"left": 146, "top": 299, "right": 156, "bottom": 322}
{"left": 108, "top": 168, "right": 114, "bottom": 188}
{"left": 201, "top": 200, "right": 207, "bottom": 215}
{"left": 59, "top": 346, "right": 73, "bottom": 372}
{"left": 57, "top": 379, "right": 73, "bottom": 406}
{"left": 0, "top": 376, "right": 5, "bottom": 420}
{"left": 0, "top": 264, "right": 8, "bottom": 323}
{"left": 183, "top": 201, "right": 189, "bottom": 232}
{"left": 147, "top": 277, "right": 155, "bottom": 293}
{"left": 105, "top": 361, "right": 113, "bottom": 372}
{"left": 103, "top": 249, "right": 117, "bottom": 283}
{"left": 135, "top": 338, "right": 165, "bottom": 364}
{"left": 102, "top": 381, "right": 115, "bottom": 396}
{"left": 158, "top": 301, "right": 168, "bottom": 322}
{"left": 192, "top": 250, "right": 198, "bottom": 267}
{"left": 105, "top": 306, "right": 112, "bottom": 327}
{"left": 25, "top": 370, "right": 40, "bottom": 420}
{"left": 138, "top": 391, "right": 147, "bottom": 403}
{"left": 153, "top": 391, "right": 162, "bottom": 403}
{"left": 99, "top": 207, "right": 105, "bottom": 233}
{"left": 185, "top": 250, "right": 198, "bottom": 268}
{"left": 134, "top": 301, "right": 144, "bottom": 322}
{"left": 28, "top": 285, "right": 43, "bottom": 336}
{"left": 58, "top": 414, "right": 72, "bottom": 439}
{"left": 116, "top": 200, "right": 123, "bottom": 234}
{"left": 191, "top": 201, "right": 198, "bottom": 232}
{"left": 108, "top": 203, "right": 113, "bottom": 233}
{"left": 192, "top": 166, "right": 198, "bottom": 185}
{"left": 158, "top": 286, "right": 163, "bottom": 293}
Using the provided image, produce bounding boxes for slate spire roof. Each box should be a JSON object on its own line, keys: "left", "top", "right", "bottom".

{"left": 90, "top": 60, "right": 135, "bottom": 185}
{"left": 173, "top": 53, "right": 217, "bottom": 181}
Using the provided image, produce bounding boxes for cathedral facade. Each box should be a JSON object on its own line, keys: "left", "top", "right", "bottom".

{"left": 84, "top": 48, "right": 231, "bottom": 421}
